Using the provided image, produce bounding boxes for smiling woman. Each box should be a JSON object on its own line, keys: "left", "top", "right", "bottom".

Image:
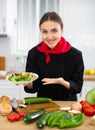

{"left": 23, "top": 11, "right": 84, "bottom": 101}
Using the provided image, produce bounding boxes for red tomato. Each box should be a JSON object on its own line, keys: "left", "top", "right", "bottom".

{"left": 80, "top": 100, "right": 95, "bottom": 116}
{"left": 7, "top": 112, "right": 21, "bottom": 122}
{"left": 19, "top": 111, "right": 25, "bottom": 118}
{"left": 92, "top": 104, "right": 95, "bottom": 109}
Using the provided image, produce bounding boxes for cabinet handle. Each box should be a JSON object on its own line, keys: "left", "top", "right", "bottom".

{"left": 3, "top": 18, "right": 6, "bottom": 32}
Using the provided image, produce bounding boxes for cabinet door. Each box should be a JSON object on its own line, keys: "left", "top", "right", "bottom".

{"left": 0, "top": 0, "right": 17, "bottom": 36}
{"left": 0, "top": 0, "right": 6, "bottom": 34}
{"left": 0, "top": 80, "right": 37, "bottom": 100}
{"left": 6, "top": 0, "right": 17, "bottom": 36}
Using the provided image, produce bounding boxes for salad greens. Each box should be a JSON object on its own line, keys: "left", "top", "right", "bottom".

{"left": 8, "top": 72, "right": 38, "bottom": 83}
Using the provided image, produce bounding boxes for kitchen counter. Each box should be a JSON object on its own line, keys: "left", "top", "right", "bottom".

{"left": 83, "top": 75, "right": 95, "bottom": 81}
{"left": 0, "top": 101, "right": 94, "bottom": 130}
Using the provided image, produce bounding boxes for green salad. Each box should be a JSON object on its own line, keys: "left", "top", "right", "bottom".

{"left": 8, "top": 72, "right": 38, "bottom": 83}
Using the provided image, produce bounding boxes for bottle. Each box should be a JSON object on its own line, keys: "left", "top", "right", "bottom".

{"left": 15, "top": 56, "right": 22, "bottom": 73}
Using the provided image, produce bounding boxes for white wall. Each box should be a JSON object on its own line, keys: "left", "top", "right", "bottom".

{"left": 0, "top": 0, "right": 95, "bottom": 70}
{"left": 60, "top": 0, "right": 95, "bottom": 69}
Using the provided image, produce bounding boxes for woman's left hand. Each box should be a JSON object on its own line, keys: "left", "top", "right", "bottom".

{"left": 41, "top": 77, "right": 64, "bottom": 85}
{"left": 41, "top": 77, "right": 70, "bottom": 89}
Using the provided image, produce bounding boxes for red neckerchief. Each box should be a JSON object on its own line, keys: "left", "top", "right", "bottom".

{"left": 37, "top": 37, "right": 72, "bottom": 64}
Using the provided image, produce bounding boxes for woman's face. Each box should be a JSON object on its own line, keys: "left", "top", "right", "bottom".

{"left": 40, "top": 21, "right": 63, "bottom": 49}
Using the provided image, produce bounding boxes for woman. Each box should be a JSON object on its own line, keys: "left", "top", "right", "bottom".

{"left": 24, "top": 12, "right": 84, "bottom": 101}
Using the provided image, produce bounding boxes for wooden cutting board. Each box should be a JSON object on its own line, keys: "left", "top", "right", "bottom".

{"left": 19, "top": 102, "right": 60, "bottom": 114}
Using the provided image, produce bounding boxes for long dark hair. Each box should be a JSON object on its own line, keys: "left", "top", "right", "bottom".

{"left": 39, "top": 12, "right": 63, "bottom": 29}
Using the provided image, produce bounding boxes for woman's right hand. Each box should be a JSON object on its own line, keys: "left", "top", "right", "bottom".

{"left": 23, "top": 82, "right": 33, "bottom": 89}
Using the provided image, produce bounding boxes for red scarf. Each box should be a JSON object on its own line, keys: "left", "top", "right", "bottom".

{"left": 37, "top": 37, "right": 72, "bottom": 64}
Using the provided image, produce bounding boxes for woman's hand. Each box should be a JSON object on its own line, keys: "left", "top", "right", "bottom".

{"left": 41, "top": 77, "right": 64, "bottom": 85}
{"left": 41, "top": 78, "right": 58, "bottom": 85}
{"left": 23, "top": 82, "right": 33, "bottom": 89}
{"left": 41, "top": 77, "right": 70, "bottom": 89}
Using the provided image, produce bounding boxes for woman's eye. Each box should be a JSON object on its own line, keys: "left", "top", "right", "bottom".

{"left": 42, "top": 31, "right": 47, "bottom": 34}
{"left": 52, "top": 29, "right": 58, "bottom": 33}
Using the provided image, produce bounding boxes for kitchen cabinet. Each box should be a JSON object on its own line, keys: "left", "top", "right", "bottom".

{"left": 0, "top": 0, "right": 17, "bottom": 36}
{"left": 0, "top": 79, "right": 37, "bottom": 100}
{"left": 0, "top": 0, "right": 6, "bottom": 35}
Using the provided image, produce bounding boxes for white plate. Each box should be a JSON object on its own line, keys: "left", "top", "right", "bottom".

{"left": 6, "top": 72, "right": 38, "bottom": 85}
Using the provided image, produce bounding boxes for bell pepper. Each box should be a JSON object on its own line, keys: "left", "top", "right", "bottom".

{"left": 80, "top": 100, "right": 95, "bottom": 116}
{"left": 58, "top": 113, "right": 84, "bottom": 128}
{"left": 49, "top": 112, "right": 73, "bottom": 128}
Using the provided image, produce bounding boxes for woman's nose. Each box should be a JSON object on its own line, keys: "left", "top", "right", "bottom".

{"left": 47, "top": 33, "right": 53, "bottom": 39}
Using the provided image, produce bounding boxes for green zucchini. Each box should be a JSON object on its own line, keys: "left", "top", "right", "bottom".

{"left": 24, "top": 109, "right": 45, "bottom": 124}
{"left": 23, "top": 97, "right": 52, "bottom": 104}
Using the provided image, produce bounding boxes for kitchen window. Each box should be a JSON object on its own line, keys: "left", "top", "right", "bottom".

{"left": 12, "top": 0, "right": 60, "bottom": 55}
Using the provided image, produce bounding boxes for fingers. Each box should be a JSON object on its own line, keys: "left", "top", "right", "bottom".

{"left": 41, "top": 78, "right": 56, "bottom": 85}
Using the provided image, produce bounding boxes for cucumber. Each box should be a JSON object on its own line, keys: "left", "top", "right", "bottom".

{"left": 23, "top": 97, "right": 52, "bottom": 104}
{"left": 37, "top": 110, "right": 56, "bottom": 128}
{"left": 24, "top": 109, "right": 45, "bottom": 124}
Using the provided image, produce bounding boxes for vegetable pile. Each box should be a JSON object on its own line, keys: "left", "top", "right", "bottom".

{"left": 7, "top": 72, "right": 38, "bottom": 83}
{"left": 23, "top": 109, "right": 84, "bottom": 129}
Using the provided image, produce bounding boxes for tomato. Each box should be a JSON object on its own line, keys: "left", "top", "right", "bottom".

{"left": 7, "top": 112, "right": 21, "bottom": 122}
{"left": 14, "top": 113, "right": 20, "bottom": 121}
{"left": 19, "top": 111, "right": 25, "bottom": 118}
{"left": 83, "top": 107, "right": 95, "bottom": 116}
{"left": 7, "top": 114, "right": 16, "bottom": 122}
{"left": 80, "top": 100, "right": 95, "bottom": 116}
{"left": 92, "top": 104, "right": 95, "bottom": 109}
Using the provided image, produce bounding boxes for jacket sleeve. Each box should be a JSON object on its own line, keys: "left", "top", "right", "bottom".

{"left": 69, "top": 52, "right": 84, "bottom": 94}
{"left": 24, "top": 49, "right": 39, "bottom": 93}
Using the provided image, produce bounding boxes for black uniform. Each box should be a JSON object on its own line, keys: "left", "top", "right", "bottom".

{"left": 24, "top": 45, "right": 84, "bottom": 101}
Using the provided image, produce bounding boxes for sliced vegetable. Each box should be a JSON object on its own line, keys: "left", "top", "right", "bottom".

{"left": 18, "top": 104, "right": 26, "bottom": 108}
{"left": 24, "top": 109, "right": 45, "bottom": 124}
{"left": 60, "top": 107, "right": 71, "bottom": 111}
{"left": 68, "top": 110, "right": 81, "bottom": 114}
{"left": 23, "top": 97, "right": 52, "bottom": 104}
{"left": 86, "top": 87, "right": 95, "bottom": 105}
